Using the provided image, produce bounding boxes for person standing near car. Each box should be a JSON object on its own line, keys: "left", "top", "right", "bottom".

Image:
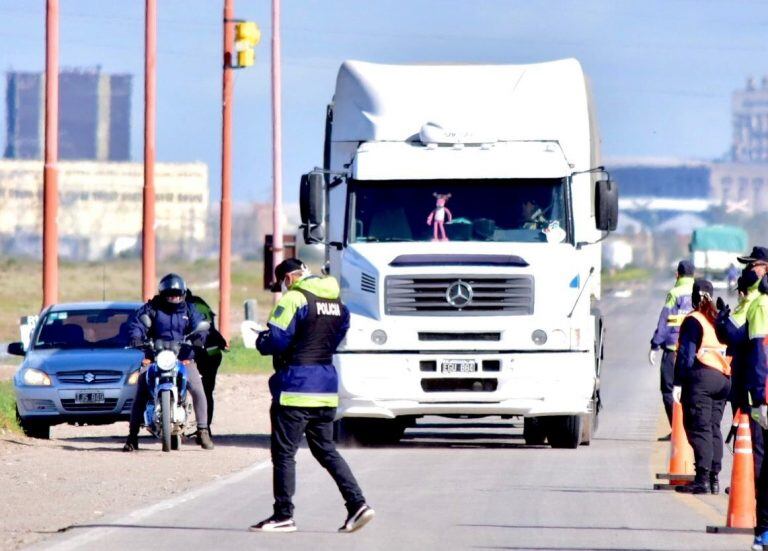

{"left": 649, "top": 260, "right": 695, "bottom": 431}
{"left": 250, "top": 258, "right": 374, "bottom": 534}
{"left": 673, "top": 278, "right": 731, "bottom": 495}
{"left": 122, "top": 273, "right": 214, "bottom": 452}
{"left": 185, "top": 289, "right": 228, "bottom": 430}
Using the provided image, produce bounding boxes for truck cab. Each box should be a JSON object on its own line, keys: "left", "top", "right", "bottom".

{"left": 299, "top": 59, "right": 618, "bottom": 448}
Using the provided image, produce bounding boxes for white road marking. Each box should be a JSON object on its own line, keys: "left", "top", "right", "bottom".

{"left": 38, "top": 459, "right": 271, "bottom": 551}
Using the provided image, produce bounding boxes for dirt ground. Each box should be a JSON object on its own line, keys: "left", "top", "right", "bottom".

{"left": 0, "top": 373, "right": 273, "bottom": 550}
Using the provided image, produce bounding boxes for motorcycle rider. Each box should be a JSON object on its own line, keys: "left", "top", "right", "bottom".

{"left": 122, "top": 273, "right": 214, "bottom": 451}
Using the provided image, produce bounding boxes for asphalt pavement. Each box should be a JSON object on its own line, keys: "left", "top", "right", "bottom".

{"left": 34, "top": 281, "right": 753, "bottom": 551}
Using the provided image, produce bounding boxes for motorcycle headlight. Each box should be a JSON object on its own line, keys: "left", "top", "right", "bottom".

{"left": 22, "top": 368, "right": 51, "bottom": 386}
{"left": 156, "top": 350, "right": 177, "bottom": 372}
{"left": 127, "top": 369, "right": 140, "bottom": 385}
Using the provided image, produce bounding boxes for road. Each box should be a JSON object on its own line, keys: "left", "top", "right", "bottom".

{"left": 35, "top": 282, "right": 752, "bottom": 551}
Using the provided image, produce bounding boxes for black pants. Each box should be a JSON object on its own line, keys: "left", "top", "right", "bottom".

{"left": 660, "top": 349, "right": 676, "bottom": 426}
{"left": 757, "top": 426, "right": 768, "bottom": 534}
{"left": 270, "top": 403, "right": 365, "bottom": 519}
{"left": 681, "top": 368, "right": 730, "bottom": 474}
{"left": 128, "top": 359, "right": 208, "bottom": 437}
{"left": 198, "top": 352, "right": 222, "bottom": 427}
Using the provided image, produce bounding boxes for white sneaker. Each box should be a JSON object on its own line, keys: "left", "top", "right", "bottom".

{"left": 338, "top": 504, "right": 375, "bottom": 533}
{"left": 249, "top": 516, "right": 297, "bottom": 533}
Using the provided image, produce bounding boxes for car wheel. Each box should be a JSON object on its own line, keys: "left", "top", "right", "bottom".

{"left": 16, "top": 407, "right": 51, "bottom": 439}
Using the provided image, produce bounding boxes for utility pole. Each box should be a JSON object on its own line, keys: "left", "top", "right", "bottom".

{"left": 219, "top": 0, "right": 235, "bottom": 341}
{"left": 142, "top": 0, "right": 157, "bottom": 301}
{"left": 42, "top": 0, "right": 59, "bottom": 308}
{"left": 271, "top": 0, "right": 284, "bottom": 303}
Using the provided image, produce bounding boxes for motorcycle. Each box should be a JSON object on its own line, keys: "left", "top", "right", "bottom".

{"left": 136, "top": 315, "right": 209, "bottom": 452}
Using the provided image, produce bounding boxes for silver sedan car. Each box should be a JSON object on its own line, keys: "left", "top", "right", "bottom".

{"left": 8, "top": 301, "right": 144, "bottom": 439}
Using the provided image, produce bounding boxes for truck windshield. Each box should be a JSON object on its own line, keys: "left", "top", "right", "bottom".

{"left": 348, "top": 178, "right": 568, "bottom": 243}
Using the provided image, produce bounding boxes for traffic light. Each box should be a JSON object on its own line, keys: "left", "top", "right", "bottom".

{"left": 234, "top": 21, "right": 260, "bottom": 68}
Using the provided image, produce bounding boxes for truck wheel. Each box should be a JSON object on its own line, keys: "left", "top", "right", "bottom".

{"left": 523, "top": 417, "right": 547, "bottom": 445}
{"left": 17, "top": 407, "right": 50, "bottom": 439}
{"left": 338, "top": 418, "right": 406, "bottom": 446}
{"left": 545, "top": 415, "right": 582, "bottom": 449}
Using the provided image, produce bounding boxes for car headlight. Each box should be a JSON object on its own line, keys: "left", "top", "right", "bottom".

{"left": 531, "top": 329, "right": 548, "bottom": 345}
{"left": 127, "top": 369, "right": 140, "bottom": 385}
{"left": 156, "top": 350, "right": 177, "bottom": 371}
{"left": 22, "top": 368, "right": 51, "bottom": 386}
{"left": 371, "top": 329, "right": 388, "bottom": 345}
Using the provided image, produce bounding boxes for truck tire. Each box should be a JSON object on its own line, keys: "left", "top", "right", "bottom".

{"left": 338, "top": 418, "right": 406, "bottom": 447}
{"left": 545, "top": 415, "right": 582, "bottom": 449}
{"left": 17, "top": 407, "right": 50, "bottom": 439}
{"left": 523, "top": 417, "right": 547, "bottom": 445}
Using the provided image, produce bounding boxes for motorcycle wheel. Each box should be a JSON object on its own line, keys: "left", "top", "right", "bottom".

{"left": 160, "top": 390, "right": 172, "bottom": 452}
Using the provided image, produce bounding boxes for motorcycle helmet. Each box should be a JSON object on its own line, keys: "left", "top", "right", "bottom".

{"left": 158, "top": 273, "right": 187, "bottom": 304}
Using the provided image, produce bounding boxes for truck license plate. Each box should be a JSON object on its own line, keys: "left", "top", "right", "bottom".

{"left": 441, "top": 360, "right": 477, "bottom": 373}
{"left": 75, "top": 391, "right": 105, "bottom": 404}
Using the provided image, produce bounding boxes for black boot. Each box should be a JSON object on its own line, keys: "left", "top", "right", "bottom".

{"left": 676, "top": 468, "right": 710, "bottom": 494}
{"left": 122, "top": 434, "right": 139, "bottom": 452}
{"left": 196, "top": 428, "right": 214, "bottom": 450}
{"left": 709, "top": 472, "right": 720, "bottom": 495}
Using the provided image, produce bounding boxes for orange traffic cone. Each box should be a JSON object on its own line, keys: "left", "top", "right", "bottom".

{"left": 654, "top": 400, "right": 695, "bottom": 490}
{"left": 707, "top": 411, "right": 756, "bottom": 534}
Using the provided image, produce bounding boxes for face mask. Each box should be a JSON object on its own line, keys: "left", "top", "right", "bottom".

{"left": 281, "top": 279, "right": 289, "bottom": 293}
{"left": 743, "top": 269, "right": 760, "bottom": 289}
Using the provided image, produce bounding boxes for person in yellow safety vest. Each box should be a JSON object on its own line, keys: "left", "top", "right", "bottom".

{"left": 250, "top": 258, "right": 375, "bottom": 534}
{"left": 673, "top": 278, "right": 731, "bottom": 495}
{"left": 649, "top": 260, "right": 695, "bottom": 430}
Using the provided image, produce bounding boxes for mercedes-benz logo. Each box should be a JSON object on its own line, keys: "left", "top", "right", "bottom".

{"left": 84, "top": 372, "right": 95, "bottom": 383}
{"left": 446, "top": 280, "right": 473, "bottom": 308}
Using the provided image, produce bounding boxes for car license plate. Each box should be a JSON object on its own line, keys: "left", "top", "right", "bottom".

{"left": 441, "top": 360, "right": 477, "bottom": 373}
{"left": 75, "top": 391, "right": 105, "bottom": 404}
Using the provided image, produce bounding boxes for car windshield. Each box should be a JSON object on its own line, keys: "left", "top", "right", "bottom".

{"left": 348, "top": 178, "right": 568, "bottom": 243}
{"left": 34, "top": 309, "right": 132, "bottom": 350}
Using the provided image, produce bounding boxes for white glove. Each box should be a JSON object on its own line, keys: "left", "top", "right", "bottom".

{"left": 672, "top": 386, "right": 682, "bottom": 404}
{"left": 648, "top": 349, "right": 657, "bottom": 367}
{"left": 758, "top": 405, "right": 768, "bottom": 430}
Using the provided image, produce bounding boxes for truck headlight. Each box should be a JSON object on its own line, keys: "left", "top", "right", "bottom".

{"left": 22, "top": 368, "right": 51, "bottom": 386}
{"left": 371, "top": 329, "right": 388, "bottom": 345}
{"left": 531, "top": 330, "right": 547, "bottom": 345}
{"left": 127, "top": 369, "right": 140, "bottom": 385}
{"left": 156, "top": 350, "right": 177, "bottom": 371}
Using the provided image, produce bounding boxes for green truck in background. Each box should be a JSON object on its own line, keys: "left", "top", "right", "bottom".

{"left": 689, "top": 225, "right": 748, "bottom": 284}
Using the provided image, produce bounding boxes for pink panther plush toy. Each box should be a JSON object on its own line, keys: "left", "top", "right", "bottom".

{"left": 426, "top": 192, "right": 452, "bottom": 241}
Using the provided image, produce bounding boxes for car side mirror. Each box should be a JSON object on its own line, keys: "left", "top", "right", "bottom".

{"left": 139, "top": 314, "right": 152, "bottom": 328}
{"left": 300, "top": 172, "right": 325, "bottom": 244}
{"left": 194, "top": 321, "right": 211, "bottom": 333}
{"left": 7, "top": 342, "right": 26, "bottom": 356}
{"left": 595, "top": 179, "right": 619, "bottom": 231}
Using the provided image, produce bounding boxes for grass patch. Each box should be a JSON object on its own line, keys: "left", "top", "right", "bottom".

{"left": 0, "top": 380, "right": 20, "bottom": 433}
{"left": 220, "top": 338, "right": 273, "bottom": 374}
{"left": 602, "top": 267, "right": 652, "bottom": 285}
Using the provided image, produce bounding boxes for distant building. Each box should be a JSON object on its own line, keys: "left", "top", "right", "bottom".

{"left": 709, "top": 162, "right": 768, "bottom": 215}
{"left": 732, "top": 76, "right": 768, "bottom": 163}
{"left": 4, "top": 68, "right": 131, "bottom": 161}
{"left": 0, "top": 160, "right": 208, "bottom": 260}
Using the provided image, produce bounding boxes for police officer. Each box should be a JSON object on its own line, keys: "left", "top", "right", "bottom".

{"left": 743, "top": 250, "right": 768, "bottom": 550}
{"left": 249, "top": 258, "right": 374, "bottom": 534}
{"left": 185, "top": 289, "right": 228, "bottom": 429}
{"left": 673, "top": 279, "right": 731, "bottom": 494}
{"left": 122, "top": 273, "right": 214, "bottom": 451}
{"left": 649, "top": 260, "right": 695, "bottom": 430}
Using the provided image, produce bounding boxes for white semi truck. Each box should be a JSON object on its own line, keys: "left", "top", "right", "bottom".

{"left": 298, "top": 59, "right": 618, "bottom": 448}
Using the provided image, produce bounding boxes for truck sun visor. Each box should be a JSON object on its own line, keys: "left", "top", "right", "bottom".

{"left": 389, "top": 254, "right": 529, "bottom": 267}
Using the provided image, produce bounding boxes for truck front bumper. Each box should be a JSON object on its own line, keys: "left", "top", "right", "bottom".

{"left": 335, "top": 350, "right": 596, "bottom": 420}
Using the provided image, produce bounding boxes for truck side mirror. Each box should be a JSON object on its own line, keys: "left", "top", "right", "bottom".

{"left": 595, "top": 179, "right": 619, "bottom": 231}
{"left": 300, "top": 172, "right": 325, "bottom": 244}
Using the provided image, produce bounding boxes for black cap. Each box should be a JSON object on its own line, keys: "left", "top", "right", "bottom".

{"left": 677, "top": 260, "right": 695, "bottom": 277}
{"left": 738, "top": 246, "right": 768, "bottom": 264}
{"left": 274, "top": 258, "right": 307, "bottom": 282}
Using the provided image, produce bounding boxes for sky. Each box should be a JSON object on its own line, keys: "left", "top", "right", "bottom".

{"left": 0, "top": 0, "right": 766, "bottom": 204}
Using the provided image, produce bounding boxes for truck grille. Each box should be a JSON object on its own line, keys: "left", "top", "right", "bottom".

{"left": 57, "top": 370, "right": 124, "bottom": 384}
{"left": 385, "top": 275, "right": 534, "bottom": 316}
